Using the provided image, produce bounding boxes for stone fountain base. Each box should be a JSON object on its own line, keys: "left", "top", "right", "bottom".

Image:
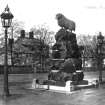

{"left": 31, "top": 78, "right": 98, "bottom": 94}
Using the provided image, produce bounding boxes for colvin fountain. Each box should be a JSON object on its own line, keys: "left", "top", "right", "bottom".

{"left": 48, "top": 13, "right": 84, "bottom": 84}
{"left": 32, "top": 13, "right": 96, "bottom": 93}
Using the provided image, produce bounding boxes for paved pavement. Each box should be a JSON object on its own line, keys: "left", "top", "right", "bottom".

{"left": 0, "top": 71, "right": 105, "bottom": 105}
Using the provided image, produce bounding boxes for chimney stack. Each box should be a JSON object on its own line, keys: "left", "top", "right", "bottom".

{"left": 20, "top": 30, "right": 25, "bottom": 38}
{"left": 29, "top": 31, "right": 34, "bottom": 39}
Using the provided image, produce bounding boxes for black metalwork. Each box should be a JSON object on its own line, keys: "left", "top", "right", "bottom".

{"left": 97, "top": 32, "right": 104, "bottom": 83}
{"left": 0, "top": 5, "right": 14, "bottom": 96}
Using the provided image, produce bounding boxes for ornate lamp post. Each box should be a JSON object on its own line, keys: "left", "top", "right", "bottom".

{"left": 0, "top": 5, "right": 14, "bottom": 96}
{"left": 97, "top": 32, "right": 104, "bottom": 83}
{"left": 9, "top": 26, "right": 14, "bottom": 66}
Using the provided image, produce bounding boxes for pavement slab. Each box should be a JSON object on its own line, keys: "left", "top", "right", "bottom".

{"left": 0, "top": 85, "right": 105, "bottom": 105}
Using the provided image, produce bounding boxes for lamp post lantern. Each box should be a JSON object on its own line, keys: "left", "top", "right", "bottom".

{"left": 0, "top": 5, "right": 14, "bottom": 96}
{"left": 97, "top": 32, "right": 104, "bottom": 83}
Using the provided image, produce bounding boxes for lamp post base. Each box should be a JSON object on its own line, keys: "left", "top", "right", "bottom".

{"left": 99, "top": 69, "right": 102, "bottom": 84}
{"left": 99, "top": 78, "right": 102, "bottom": 83}
{"left": 3, "top": 91, "right": 10, "bottom": 97}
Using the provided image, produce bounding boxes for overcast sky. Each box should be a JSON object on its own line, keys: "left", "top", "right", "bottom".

{"left": 0, "top": 0, "right": 105, "bottom": 35}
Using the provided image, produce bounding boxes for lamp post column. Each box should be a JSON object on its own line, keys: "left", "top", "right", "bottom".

{"left": 11, "top": 27, "right": 14, "bottom": 66}
{"left": 98, "top": 46, "right": 103, "bottom": 83}
{"left": 4, "top": 27, "right": 9, "bottom": 96}
{"left": 97, "top": 32, "right": 104, "bottom": 84}
{"left": 0, "top": 5, "right": 14, "bottom": 97}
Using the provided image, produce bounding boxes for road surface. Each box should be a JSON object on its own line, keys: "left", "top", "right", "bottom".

{"left": 0, "top": 71, "right": 105, "bottom": 105}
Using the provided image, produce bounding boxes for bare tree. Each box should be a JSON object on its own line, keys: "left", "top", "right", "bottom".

{"left": 77, "top": 34, "right": 97, "bottom": 68}
{"left": 31, "top": 24, "right": 55, "bottom": 45}
{"left": 77, "top": 35, "right": 97, "bottom": 57}
{"left": 10, "top": 19, "right": 25, "bottom": 39}
{"left": 30, "top": 24, "right": 55, "bottom": 71}
{"left": 0, "top": 20, "right": 25, "bottom": 48}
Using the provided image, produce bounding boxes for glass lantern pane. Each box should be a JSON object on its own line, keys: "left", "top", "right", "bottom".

{"left": 1, "top": 18, "right": 5, "bottom": 27}
{"left": 5, "top": 19, "right": 9, "bottom": 27}
{"left": 1, "top": 19, "right": 12, "bottom": 28}
{"left": 9, "top": 19, "right": 12, "bottom": 27}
